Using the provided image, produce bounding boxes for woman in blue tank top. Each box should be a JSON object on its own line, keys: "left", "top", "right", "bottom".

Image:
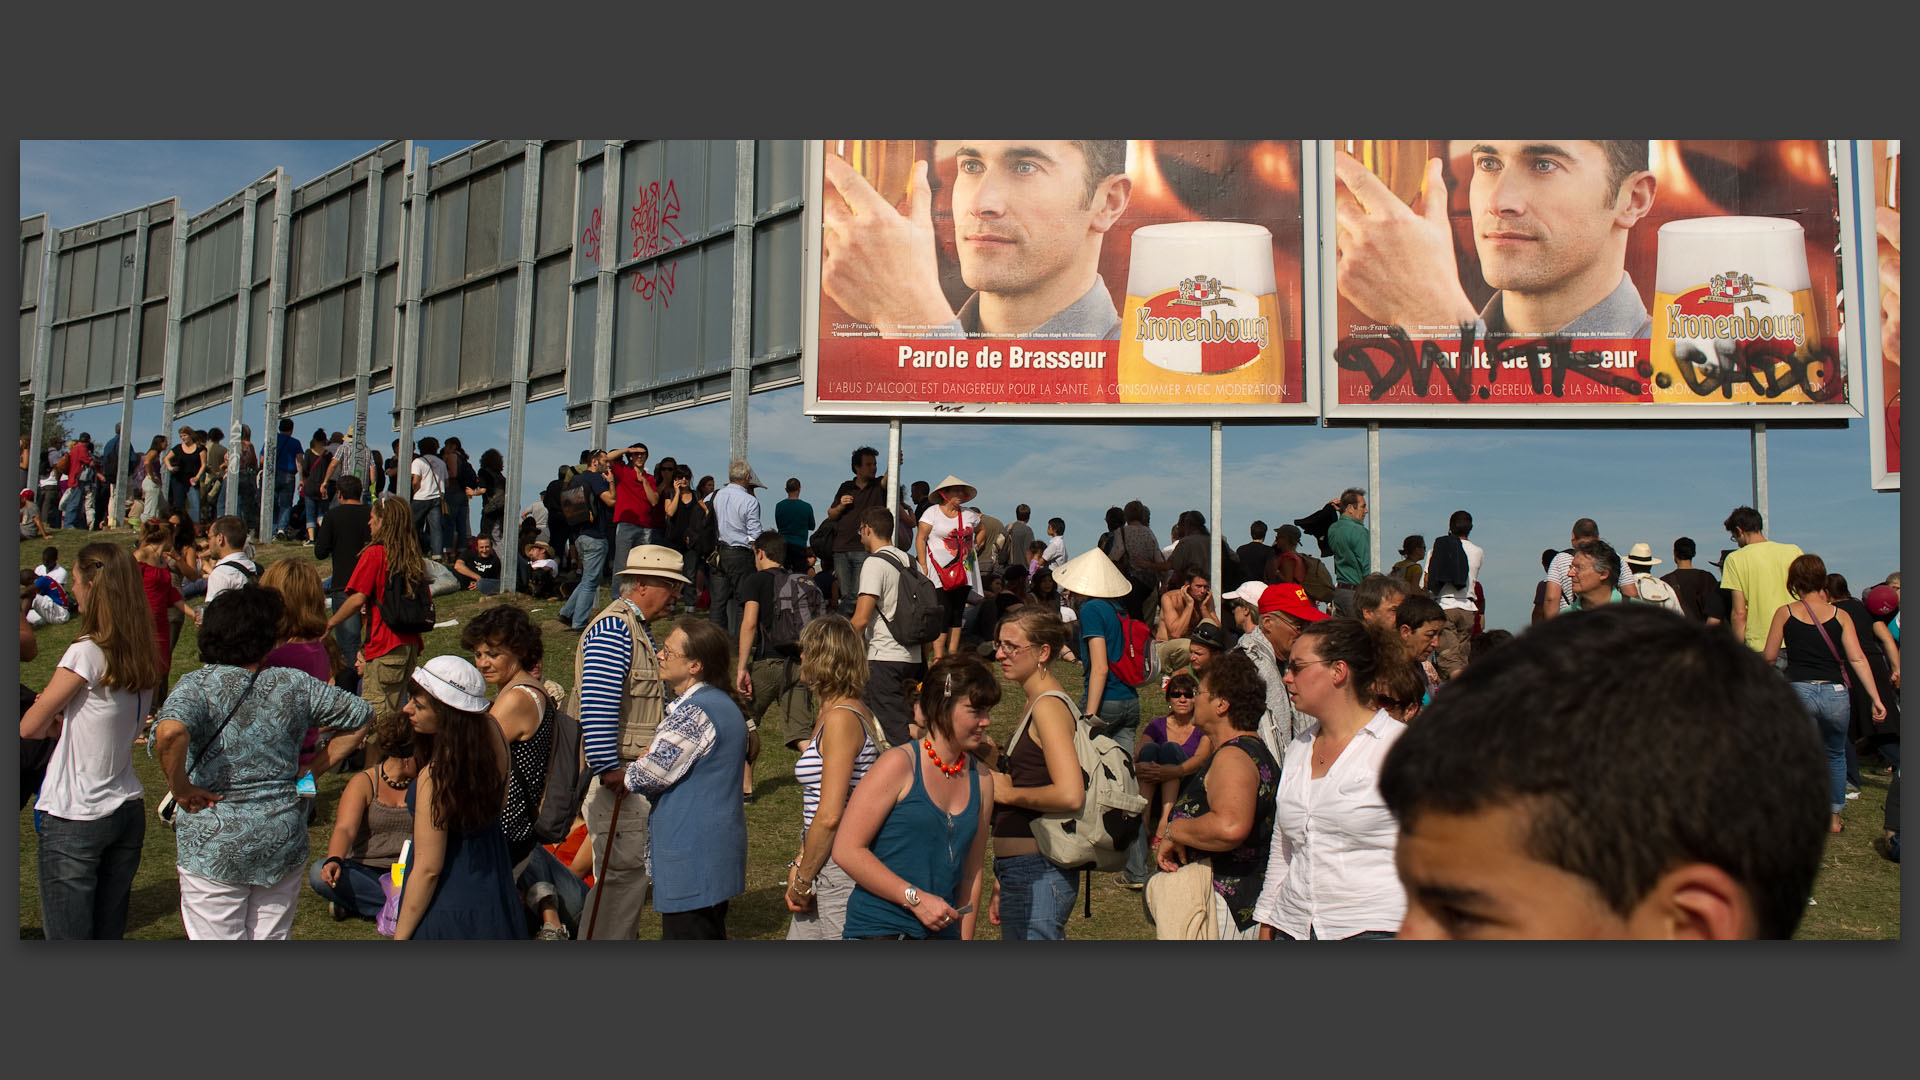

{"left": 836, "top": 655, "right": 999, "bottom": 940}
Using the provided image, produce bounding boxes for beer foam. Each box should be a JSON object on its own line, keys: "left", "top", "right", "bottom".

{"left": 1126, "top": 221, "right": 1277, "bottom": 297}
{"left": 1654, "top": 216, "right": 1810, "bottom": 294}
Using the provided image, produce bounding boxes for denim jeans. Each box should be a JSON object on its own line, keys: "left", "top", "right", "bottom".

{"left": 560, "top": 533, "right": 609, "bottom": 629}
{"left": 307, "top": 856, "right": 389, "bottom": 919}
{"left": 994, "top": 852, "right": 1077, "bottom": 940}
{"left": 834, "top": 549, "right": 869, "bottom": 617}
{"left": 412, "top": 497, "right": 442, "bottom": 557}
{"left": 304, "top": 494, "right": 326, "bottom": 535}
{"left": 1794, "top": 681, "right": 1852, "bottom": 813}
{"left": 37, "top": 799, "right": 146, "bottom": 939}
{"left": 329, "top": 590, "right": 363, "bottom": 692}
{"left": 446, "top": 493, "right": 470, "bottom": 552}
{"left": 518, "top": 845, "right": 589, "bottom": 934}
{"left": 61, "top": 483, "right": 89, "bottom": 529}
{"left": 612, "top": 522, "right": 645, "bottom": 581}
{"left": 274, "top": 471, "right": 298, "bottom": 535}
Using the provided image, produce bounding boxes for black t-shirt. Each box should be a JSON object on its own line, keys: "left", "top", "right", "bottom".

{"left": 302, "top": 449, "right": 328, "bottom": 497}
{"left": 170, "top": 445, "right": 202, "bottom": 486}
{"left": 464, "top": 552, "right": 501, "bottom": 581}
{"left": 1236, "top": 541, "right": 1275, "bottom": 586}
{"left": 740, "top": 567, "right": 797, "bottom": 660}
{"left": 1661, "top": 567, "right": 1727, "bottom": 624}
{"left": 830, "top": 477, "right": 889, "bottom": 552}
{"left": 572, "top": 470, "right": 611, "bottom": 540}
{"left": 315, "top": 504, "right": 373, "bottom": 587}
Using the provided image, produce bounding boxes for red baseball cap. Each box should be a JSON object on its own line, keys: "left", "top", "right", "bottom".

{"left": 1259, "top": 583, "right": 1327, "bottom": 623}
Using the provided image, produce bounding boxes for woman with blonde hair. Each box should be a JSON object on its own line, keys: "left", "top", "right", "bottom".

{"left": 22, "top": 542, "right": 166, "bottom": 938}
{"left": 326, "top": 494, "right": 429, "bottom": 714}
{"left": 786, "top": 614, "right": 884, "bottom": 940}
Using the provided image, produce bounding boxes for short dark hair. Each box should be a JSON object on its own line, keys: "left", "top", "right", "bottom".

{"left": 1296, "top": 616, "right": 1398, "bottom": 707}
{"left": 1573, "top": 538, "right": 1621, "bottom": 588}
{"left": 1339, "top": 488, "right": 1366, "bottom": 510}
{"left": 1395, "top": 594, "right": 1445, "bottom": 632}
{"left": 1123, "top": 501, "right": 1148, "bottom": 525}
{"left": 1355, "top": 572, "right": 1415, "bottom": 613}
{"left": 856, "top": 506, "right": 892, "bottom": 540}
{"left": 851, "top": 446, "right": 878, "bottom": 471}
{"left": 1199, "top": 649, "right": 1266, "bottom": 732}
{"left": 460, "top": 604, "right": 544, "bottom": 670}
{"left": 1786, "top": 553, "right": 1829, "bottom": 599}
{"left": 1399, "top": 533, "right": 1425, "bottom": 558}
{"left": 1571, "top": 517, "right": 1600, "bottom": 541}
{"left": 1165, "top": 671, "right": 1198, "bottom": 699}
{"left": 1468, "top": 628, "right": 1513, "bottom": 665}
{"left": 785, "top": 477, "right": 801, "bottom": 494}
{"left": 1379, "top": 603, "right": 1828, "bottom": 939}
{"left": 1592, "top": 139, "right": 1650, "bottom": 200}
{"left": 1068, "top": 140, "right": 1128, "bottom": 206}
{"left": 1105, "top": 506, "right": 1125, "bottom": 533}
{"left": 335, "top": 475, "right": 362, "bottom": 501}
{"left": 1673, "top": 536, "right": 1697, "bottom": 561}
{"left": 917, "top": 653, "right": 1002, "bottom": 742}
{"left": 207, "top": 427, "right": 224, "bottom": 442}
{"left": 1723, "top": 506, "right": 1764, "bottom": 536}
{"left": 1249, "top": 520, "right": 1267, "bottom": 541}
{"left": 1449, "top": 510, "right": 1473, "bottom": 537}
{"left": 1015, "top": 503, "right": 1031, "bottom": 521}
{"left": 279, "top": 417, "right": 294, "bottom": 432}
{"left": 40, "top": 546, "right": 58, "bottom": 567}
{"left": 1541, "top": 548, "right": 1559, "bottom": 573}
{"left": 418, "top": 436, "right": 439, "bottom": 456}
{"left": 198, "top": 584, "right": 282, "bottom": 666}
{"left": 1825, "top": 573, "right": 1852, "bottom": 600}
{"left": 754, "top": 530, "right": 787, "bottom": 563}
{"left": 208, "top": 515, "right": 247, "bottom": 550}
{"left": 1047, "top": 517, "right": 1065, "bottom": 535}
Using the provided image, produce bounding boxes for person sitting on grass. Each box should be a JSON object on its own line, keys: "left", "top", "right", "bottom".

{"left": 310, "top": 710, "right": 418, "bottom": 921}
{"left": 452, "top": 534, "right": 504, "bottom": 595}
{"left": 1380, "top": 603, "right": 1830, "bottom": 939}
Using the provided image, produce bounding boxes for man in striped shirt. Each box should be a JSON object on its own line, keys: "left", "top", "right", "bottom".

{"left": 573, "top": 544, "right": 691, "bottom": 940}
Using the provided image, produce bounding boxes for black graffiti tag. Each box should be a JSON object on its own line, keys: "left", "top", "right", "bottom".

{"left": 1668, "top": 338, "right": 1845, "bottom": 402}
{"left": 1334, "top": 324, "right": 1643, "bottom": 402}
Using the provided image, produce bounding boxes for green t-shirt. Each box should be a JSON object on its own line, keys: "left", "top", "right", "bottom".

{"left": 1327, "top": 515, "right": 1371, "bottom": 587}
{"left": 1720, "top": 540, "right": 1805, "bottom": 651}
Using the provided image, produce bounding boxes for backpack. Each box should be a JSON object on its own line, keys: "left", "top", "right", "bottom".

{"left": 762, "top": 568, "right": 827, "bottom": 653}
{"left": 1008, "top": 689, "right": 1148, "bottom": 873}
{"left": 1633, "top": 573, "right": 1685, "bottom": 615}
{"left": 872, "top": 546, "right": 947, "bottom": 649}
{"left": 1298, "top": 555, "right": 1336, "bottom": 604}
{"left": 507, "top": 684, "right": 591, "bottom": 845}
{"left": 686, "top": 501, "right": 719, "bottom": 563}
{"left": 375, "top": 563, "right": 436, "bottom": 635}
{"left": 808, "top": 517, "right": 838, "bottom": 562}
{"left": 1105, "top": 606, "right": 1158, "bottom": 689}
{"left": 559, "top": 470, "right": 596, "bottom": 528}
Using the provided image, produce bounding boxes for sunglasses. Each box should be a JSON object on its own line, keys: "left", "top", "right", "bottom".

{"left": 1166, "top": 690, "right": 1194, "bottom": 699}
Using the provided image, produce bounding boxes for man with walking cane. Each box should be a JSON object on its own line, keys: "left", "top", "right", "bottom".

{"left": 571, "top": 545, "right": 689, "bottom": 939}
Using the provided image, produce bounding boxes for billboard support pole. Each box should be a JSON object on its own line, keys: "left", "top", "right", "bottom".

{"left": 226, "top": 185, "right": 261, "bottom": 520}
{"left": 159, "top": 205, "right": 188, "bottom": 439}
{"left": 397, "top": 147, "right": 429, "bottom": 498}
{"left": 590, "top": 141, "right": 622, "bottom": 451}
{"left": 260, "top": 171, "right": 292, "bottom": 540}
{"left": 502, "top": 140, "right": 543, "bottom": 596}
{"left": 728, "top": 140, "right": 756, "bottom": 465}
{"left": 111, "top": 208, "right": 151, "bottom": 529}
{"left": 1209, "top": 422, "right": 1223, "bottom": 603}
{"left": 347, "top": 153, "right": 385, "bottom": 518}
{"left": 1367, "top": 422, "right": 1381, "bottom": 574}
{"left": 1751, "top": 422, "right": 1769, "bottom": 525}
{"left": 886, "top": 420, "right": 902, "bottom": 524}
{"left": 28, "top": 227, "right": 57, "bottom": 468}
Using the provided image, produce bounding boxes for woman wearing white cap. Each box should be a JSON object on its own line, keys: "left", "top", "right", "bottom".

{"left": 392, "top": 654, "right": 523, "bottom": 940}
{"left": 914, "top": 475, "right": 982, "bottom": 663}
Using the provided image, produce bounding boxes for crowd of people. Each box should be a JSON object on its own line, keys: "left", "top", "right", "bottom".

{"left": 17, "top": 427, "right": 1903, "bottom": 940}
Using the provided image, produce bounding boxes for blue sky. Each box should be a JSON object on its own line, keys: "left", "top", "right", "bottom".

{"left": 17, "top": 140, "right": 1902, "bottom": 633}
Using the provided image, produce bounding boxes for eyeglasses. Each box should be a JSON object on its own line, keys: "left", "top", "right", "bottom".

{"left": 656, "top": 645, "right": 686, "bottom": 660}
{"left": 1166, "top": 690, "right": 1194, "bottom": 699}
{"left": 993, "top": 640, "right": 1036, "bottom": 656}
{"left": 1286, "top": 659, "right": 1337, "bottom": 677}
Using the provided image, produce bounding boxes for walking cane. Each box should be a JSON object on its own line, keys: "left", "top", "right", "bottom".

{"left": 583, "top": 786, "right": 624, "bottom": 940}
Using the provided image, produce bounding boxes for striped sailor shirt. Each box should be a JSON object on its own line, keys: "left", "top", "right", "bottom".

{"left": 578, "top": 599, "right": 657, "bottom": 775}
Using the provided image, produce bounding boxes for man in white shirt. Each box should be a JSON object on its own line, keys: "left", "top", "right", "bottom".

{"left": 201, "top": 515, "right": 259, "bottom": 605}
{"left": 1422, "top": 510, "right": 1486, "bottom": 681}
{"left": 850, "top": 506, "right": 923, "bottom": 747}
{"left": 1042, "top": 517, "right": 1069, "bottom": 570}
{"left": 410, "top": 436, "right": 449, "bottom": 561}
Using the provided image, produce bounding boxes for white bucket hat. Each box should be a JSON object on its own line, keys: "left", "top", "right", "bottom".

{"left": 411, "top": 654, "right": 492, "bottom": 714}
{"left": 1052, "top": 547, "right": 1131, "bottom": 599}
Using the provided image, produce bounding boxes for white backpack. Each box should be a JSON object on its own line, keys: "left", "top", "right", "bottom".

{"left": 1006, "top": 689, "right": 1149, "bottom": 873}
{"left": 1633, "top": 573, "right": 1685, "bottom": 615}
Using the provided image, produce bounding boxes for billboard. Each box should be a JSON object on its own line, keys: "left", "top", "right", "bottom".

{"left": 174, "top": 171, "right": 280, "bottom": 418}
{"left": 1321, "top": 140, "right": 1862, "bottom": 421}
{"left": 20, "top": 214, "right": 47, "bottom": 390}
{"left": 42, "top": 198, "right": 177, "bottom": 411}
{"left": 804, "top": 139, "right": 1317, "bottom": 419}
{"left": 1862, "top": 139, "right": 1899, "bottom": 490}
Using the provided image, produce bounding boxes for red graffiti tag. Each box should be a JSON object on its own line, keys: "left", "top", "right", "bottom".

{"left": 629, "top": 179, "right": 684, "bottom": 307}
{"left": 580, "top": 207, "right": 602, "bottom": 265}
{"left": 633, "top": 262, "right": 676, "bottom": 305}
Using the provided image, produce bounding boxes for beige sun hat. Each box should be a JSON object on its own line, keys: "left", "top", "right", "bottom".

{"left": 611, "top": 544, "right": 692, "bottom": 585}
{"left": 1626, "top": 542, "right": 1662, "bottom": 568}
{"left": 1052, "top": 547, "right": 1131, "bottom": 599}
{"left": 931, "top": 474, "right": 978, "bottom": 504}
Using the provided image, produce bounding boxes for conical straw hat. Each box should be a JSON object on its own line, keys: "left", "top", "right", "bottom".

{"left": 1053, "top": 547, "right": 1131, "bottom": 599}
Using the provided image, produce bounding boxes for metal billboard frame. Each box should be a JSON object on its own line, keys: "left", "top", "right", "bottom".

{"left": 1850, "top": 139, "right": 1898, "bottom": 491}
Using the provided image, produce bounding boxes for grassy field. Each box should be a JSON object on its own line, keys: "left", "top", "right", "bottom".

{"left": 17, "top": 526, "right": 1901, "bottom": 940}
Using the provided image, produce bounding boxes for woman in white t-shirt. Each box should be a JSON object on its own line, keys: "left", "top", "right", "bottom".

{"left": 1253, "top": 616, "right": 1409, "bottom": 941}
{"left": 21, "top": 542, "right": 167, "bottom": 939}
{"left": 914, "top": 475, "right": 981, "bottom": 663}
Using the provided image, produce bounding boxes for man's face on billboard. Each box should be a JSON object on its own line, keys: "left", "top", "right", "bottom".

{"left": 1468, "top": 140, "right": 1633, "bottom": 299}
{"left": 949, "top": 140, "right": 1107, "bottom": 299}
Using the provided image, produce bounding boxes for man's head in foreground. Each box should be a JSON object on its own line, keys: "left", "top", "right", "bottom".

{"left": 1380, "top": 603, "right": 1827, "bottom": 939}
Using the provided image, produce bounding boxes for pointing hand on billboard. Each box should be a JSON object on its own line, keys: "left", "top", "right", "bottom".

{"left": 822, "top": 152, "right": 956, "bottom": 337}
{"left": 1332, "top": 150, "right": 1478, "bottom": 335}
{"left": 1877, "top": 205, "right": 1900, "bottom": 367}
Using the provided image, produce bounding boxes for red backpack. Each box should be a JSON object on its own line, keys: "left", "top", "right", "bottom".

{"left": 1106, "top": 608, "right": 1156, "bottom": 688}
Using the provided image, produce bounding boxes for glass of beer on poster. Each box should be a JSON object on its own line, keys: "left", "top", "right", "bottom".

{"left": 1119, "top": 221, "right": 1285, "bottom": 404}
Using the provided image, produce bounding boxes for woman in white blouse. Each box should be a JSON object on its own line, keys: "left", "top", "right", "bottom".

{"left": 1253, "top": 617, "right": 1408, "bottom": 940}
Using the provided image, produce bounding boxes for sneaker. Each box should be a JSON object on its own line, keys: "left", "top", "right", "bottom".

{"left": 1116, "top": 875, "right": 1145, "bottom": 891}
{"left": 330, "top": 901, "right": 348, "bottom": 921}
{"left": 1846, "top": 789, "right": 1862, "bottom": 800}
{"left": 536, "top": 923, "right": 570, "bottom": 941}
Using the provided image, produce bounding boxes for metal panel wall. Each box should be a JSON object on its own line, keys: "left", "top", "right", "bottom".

{"left": 42, "top": 198, "right": 177, "bottom": 411}
{"left": 19, "top": 214, "right": 47, "bottom": 389}
{"left": 174, "top": 171, "right": 279, "bottom": 418}
{"left": 279, "top": 141, "right": 410, "bottom": 417}
{"left": 410, "top": 140, "right": 577, "bottom": 426}
{"left": 566, "top": 139, "right": 806, "bottom": 427}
